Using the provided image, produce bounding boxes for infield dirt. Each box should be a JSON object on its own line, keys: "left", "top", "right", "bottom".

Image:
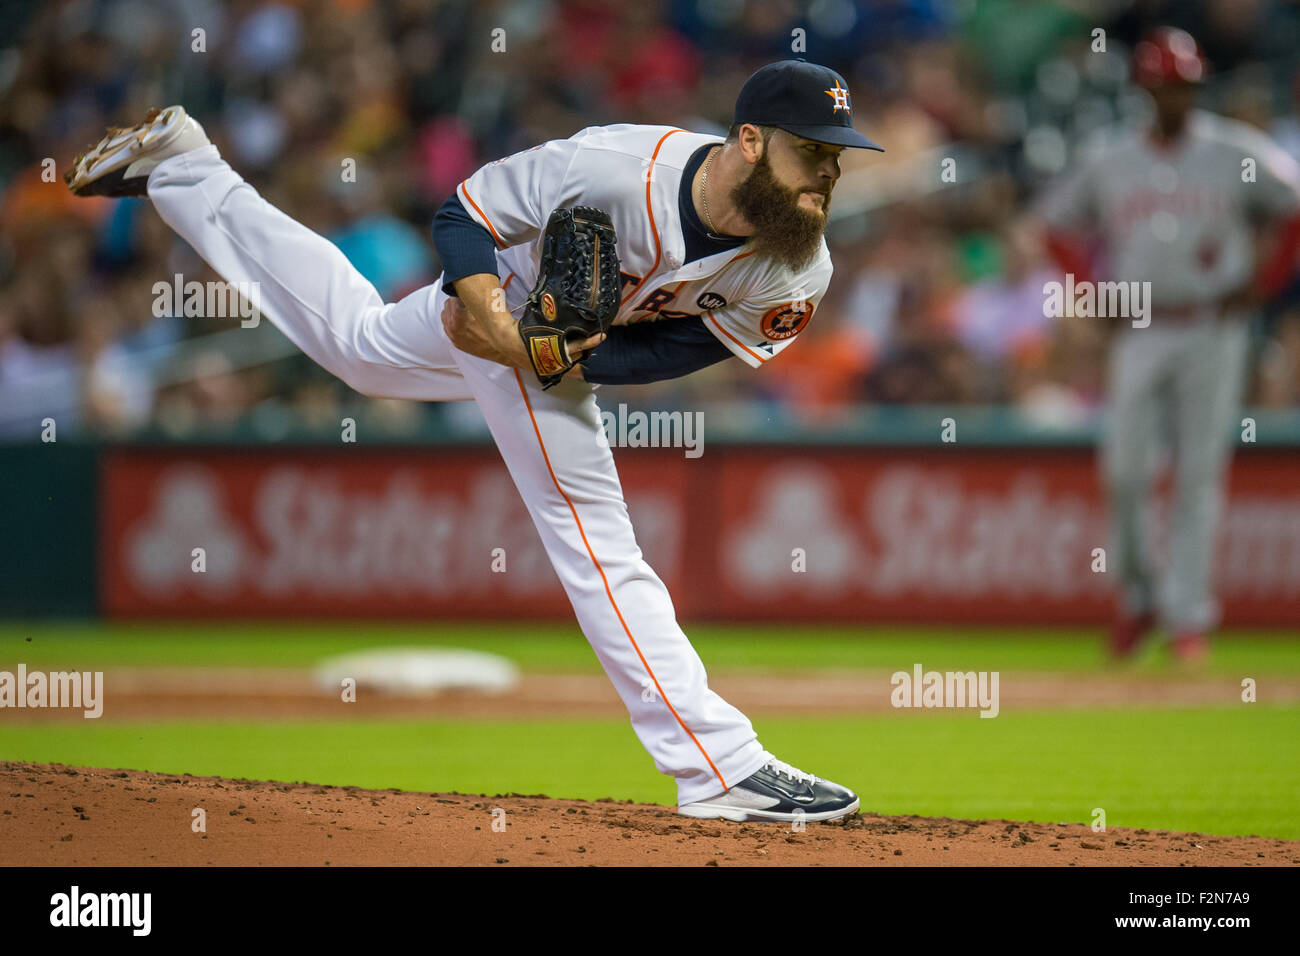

{"left": 4, "top": 667, "right": 1295, "bottom": 722}
{"left": 3, "top": 762, "right": 1297, "bottom": 866}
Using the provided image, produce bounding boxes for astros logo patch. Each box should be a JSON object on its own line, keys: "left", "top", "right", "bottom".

{"left": 697, "top": 291, "right": 727, "bottom": 311}
{"left": 760, "top": 300, "right": 815, "bottom": 340}
{"left": 824, "top": 81, "right": 851, "bottom": 114}
{"left": 541, "top": 293, "right": 557, "bottom": 321}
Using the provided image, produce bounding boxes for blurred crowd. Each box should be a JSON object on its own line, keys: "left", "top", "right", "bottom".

{"left": 3, "top": 0, "right": 1300, "bottom": 437}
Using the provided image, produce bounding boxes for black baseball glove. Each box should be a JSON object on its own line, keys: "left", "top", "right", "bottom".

{"left": 517, "top": 205, "right": 621, "bottom": 389}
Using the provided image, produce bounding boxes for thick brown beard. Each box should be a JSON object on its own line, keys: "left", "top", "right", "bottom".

{"left": 729, "top": 150, "right": 829, "bottom": 272}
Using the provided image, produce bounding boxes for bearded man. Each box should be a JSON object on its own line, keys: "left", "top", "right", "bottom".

{"left": 66, "top": 59, "right": 883, "bottom": 821}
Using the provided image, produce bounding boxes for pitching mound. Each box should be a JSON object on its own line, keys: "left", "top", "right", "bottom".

{"left": 3, "top": 762, "right": 1295, "bottom": 866}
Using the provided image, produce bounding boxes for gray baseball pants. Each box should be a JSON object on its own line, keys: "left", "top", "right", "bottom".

{"left": 1102, "top": 318, "right": 1250, "bottom": 634}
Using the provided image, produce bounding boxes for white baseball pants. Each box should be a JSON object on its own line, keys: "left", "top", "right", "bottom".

{"left": 146, "top": 145, "right": 770, "bottom": 804}
{"left": 1102, "top": 320, "right": 1250, "bottom": 634}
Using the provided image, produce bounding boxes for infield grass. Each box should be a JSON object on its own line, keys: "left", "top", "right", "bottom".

{"left": 6, "top": 621, "right": 1300, "bottom": 674}
{"left": 2, "top": 708, "right": 1297, "bottom": 839}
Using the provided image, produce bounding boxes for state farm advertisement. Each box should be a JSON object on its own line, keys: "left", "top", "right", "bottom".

{"left": 713, "top": 450, "right": 1111, "bottom": 622}
{"left": 100, "top": 446, "right": 1300, "bottom": 624}
{"left": 99, "top": 448, "right": 688, "bottom": 618}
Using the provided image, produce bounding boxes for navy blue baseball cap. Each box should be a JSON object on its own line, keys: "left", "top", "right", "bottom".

{"left": 734, "top": 60, "right": 883, "bottom": 151}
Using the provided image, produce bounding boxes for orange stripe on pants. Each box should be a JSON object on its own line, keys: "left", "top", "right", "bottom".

{"left": 512, "top": 369, "right": 729, "bottom": 793}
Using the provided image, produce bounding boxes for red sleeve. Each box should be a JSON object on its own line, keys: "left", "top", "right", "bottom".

{"left": 1043, "top": 231, "right": 1094, "bottom": 285}
{"left": 1258, "top": 214, "right": 1300, "bottom": 300}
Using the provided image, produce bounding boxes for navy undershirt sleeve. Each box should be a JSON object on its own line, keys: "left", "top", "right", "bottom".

{"left": 431, "top": 193, "right": 500, "bottom": 295}
{"left": 581, "top": 316, "right": 733, "bottom": 385}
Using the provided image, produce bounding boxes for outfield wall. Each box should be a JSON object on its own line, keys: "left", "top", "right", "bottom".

{"left": 4, "top": 428, "right": 1298, "bottom": 625}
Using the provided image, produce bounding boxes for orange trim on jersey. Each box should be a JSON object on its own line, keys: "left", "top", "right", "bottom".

{"left": 716, "top": 250, "right": 756, "bottom": 273}
{"left": 502, "top": 271, "right": 516, "bottom": 290}
{"left": 630, "top": 240, "right": 755, "bottom": 314}
{"left": 659, "top": 280, "right": 692, "bottom": 312}
{"left": 705, "top": 310, "right": 768, "bottom": 364}
{"left": 458, "top": 181, "right": 506, "bottom": 249}
{"left": 630, "top": 281, "right": 694, "bottom": 314}
{"left": 695, "top": 251, "right": 784, "bottom": 361}
{"left": 621, "top": 129, "right": 684, "bottom": 307}
{"left": 512, "top": 369, "right": 729, "bottom": 794}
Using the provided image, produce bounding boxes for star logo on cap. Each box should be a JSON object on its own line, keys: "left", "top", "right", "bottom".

{"left": 824, "top": 80, "right": 851, "bottom": 114}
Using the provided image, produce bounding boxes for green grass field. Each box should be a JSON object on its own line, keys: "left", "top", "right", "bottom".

{"left": 10, "top": 621, "right": 1300, "bottom": 673}
{"left": 3, "top": 622, "right": 1299, "bottom": 838}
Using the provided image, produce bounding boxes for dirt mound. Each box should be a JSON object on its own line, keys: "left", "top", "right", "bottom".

{"left": 3, "top": 762, "right": 1295, "bottom": 866}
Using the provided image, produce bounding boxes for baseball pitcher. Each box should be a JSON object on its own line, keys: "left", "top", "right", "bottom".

{"left": 65, "top": 60, "right": 881, "bottom": 821}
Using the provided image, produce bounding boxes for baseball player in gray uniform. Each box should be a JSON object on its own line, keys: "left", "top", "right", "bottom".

{"left": 1033, "top": 28, "right": 1300, "bottom": 661}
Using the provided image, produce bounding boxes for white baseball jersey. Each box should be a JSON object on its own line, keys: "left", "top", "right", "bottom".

{"left": 455, "top": 124, "right": 832, "bottom": 367}
{"left": 1040, "top": 109, "right": 1300, "bottom": 306}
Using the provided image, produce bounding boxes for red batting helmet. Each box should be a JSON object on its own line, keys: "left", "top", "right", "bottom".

{"left": 1133, "top": 27, "right": 1208, "bottom": 87}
